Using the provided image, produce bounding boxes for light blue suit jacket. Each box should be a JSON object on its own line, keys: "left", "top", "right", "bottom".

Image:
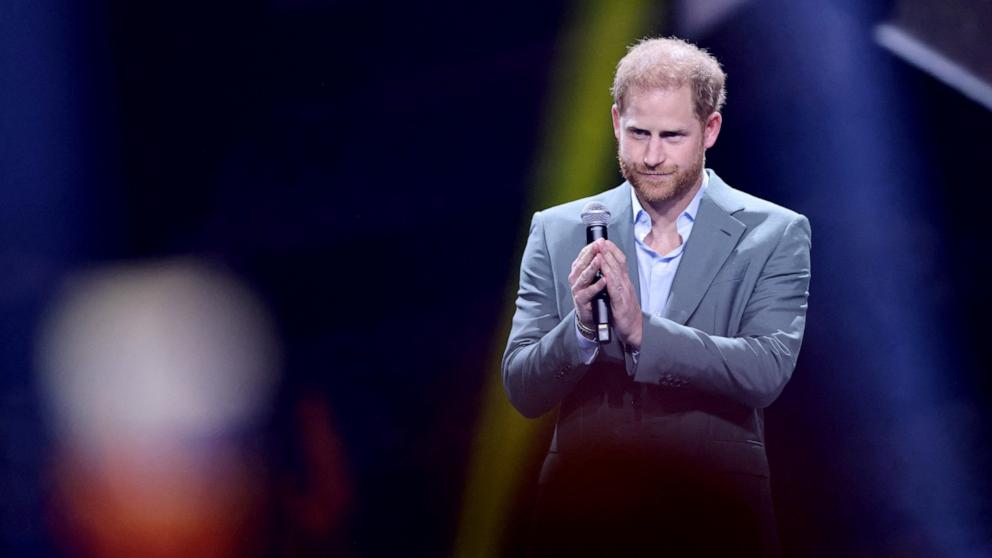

{"left": 503, "top": 171, "right": 811, "bottom": 478}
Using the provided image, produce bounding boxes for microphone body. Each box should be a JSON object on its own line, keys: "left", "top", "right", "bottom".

{"left": 581, "top": 203, "right": 612, "bottom": 342}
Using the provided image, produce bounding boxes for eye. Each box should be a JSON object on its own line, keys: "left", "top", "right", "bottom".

{"left": 630, "top": 128, "right": 650, "bottom": 138}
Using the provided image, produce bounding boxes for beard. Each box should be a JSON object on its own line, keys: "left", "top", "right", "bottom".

{"left": 618, "top": 144, "right": 705, "bottom": 206}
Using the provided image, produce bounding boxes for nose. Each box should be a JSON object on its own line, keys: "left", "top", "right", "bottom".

{"left": 643, "top": 137, "right": 665, "bottom": 168}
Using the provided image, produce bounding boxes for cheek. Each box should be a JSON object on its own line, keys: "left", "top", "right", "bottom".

{"left": 671, "top": 145, "right": 701, "bottom": 165}
{"left": 617, "top": 139, "right": 638, "bottom": 160}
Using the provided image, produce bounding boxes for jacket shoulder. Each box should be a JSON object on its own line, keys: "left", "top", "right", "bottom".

{"left": 713, "top": 179, "right": 808, "bottom": 233}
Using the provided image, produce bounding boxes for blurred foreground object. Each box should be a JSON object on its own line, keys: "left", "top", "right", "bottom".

{"left": 37, "top": 260, "right": 281, "bottom": 558}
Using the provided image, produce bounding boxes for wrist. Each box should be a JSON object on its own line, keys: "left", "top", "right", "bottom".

{"left": 627, "top": 317, "right": 643, "bottom": 349}
{"left": 575, "top": 314, "right": 597, "bottom": 341}
{"left": 626, "top": 334, "right": 641, "bottom": 350}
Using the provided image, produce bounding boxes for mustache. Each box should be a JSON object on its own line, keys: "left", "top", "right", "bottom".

{"left": 637, "top": 167, "right": 678, "bottom": 175}
{"left": 617, "top": 156, "right": 679, "bottom": 175}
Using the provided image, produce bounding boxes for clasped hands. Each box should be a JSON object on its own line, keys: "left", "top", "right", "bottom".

{"left": 568, "top": 238, "right": 642, "bottom": 349}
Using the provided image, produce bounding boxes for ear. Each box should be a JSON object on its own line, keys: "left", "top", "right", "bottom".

{"left": 611, "top": 104, "right": 622, "bottom": 141}
{"left": 702, "top": 111, "right": 722, "bottom": 149}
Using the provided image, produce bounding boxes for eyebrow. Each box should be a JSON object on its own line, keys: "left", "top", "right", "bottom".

{"left": 626, "top": 126, "right": 689, "bottom": 137}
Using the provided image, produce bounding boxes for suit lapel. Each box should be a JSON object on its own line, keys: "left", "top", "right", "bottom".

{"left": 664, "top": 173, "right": 746, "bottom": 325}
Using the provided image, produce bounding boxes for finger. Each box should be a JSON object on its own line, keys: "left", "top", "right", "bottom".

{"left": 569, "top": 243, "right": 601, "bottom": 281}
{"left": 604, "top": 274, "right": 629, "bottom": 304}
{"left": 582, "top": 239, "right": 604, "bottom": 259}
{"left": 570, "top": 254, "right": 601, "bottom": 290}
{"left": 575, "top": 276, "right": 606, "bottom": 303}
{"left": 599, "top": 254, "right": 634, "bottom": 306}
{"left": 577, "top": 255, "right": 602, "bottom": 288}
{"left": 599, "top": 249, "right": 625, "bottom": 284}
{"left": 601, "top": 240, "right": 627, "bottom": 266}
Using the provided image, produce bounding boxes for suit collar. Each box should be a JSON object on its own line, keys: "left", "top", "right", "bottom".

{"left": 664, "top": 170, "right": 746, "bottom": 324}
{"left": 700, "top": 169, "right": 745, "bottom": 215}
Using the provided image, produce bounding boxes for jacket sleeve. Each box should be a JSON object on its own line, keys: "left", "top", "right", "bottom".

{"left": 633, "top": 215, "right": 812, "bottom": 409}
{"left": 502, "top": 211, "right": 591, "bottom": 418}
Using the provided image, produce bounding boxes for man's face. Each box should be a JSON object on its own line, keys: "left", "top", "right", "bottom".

{"left": 612, "top": 85, "right": 721, "bottom": 206}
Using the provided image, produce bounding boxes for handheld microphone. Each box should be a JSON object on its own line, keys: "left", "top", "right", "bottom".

{"left": 580, "top": 202, "right": 612, "bottom": 342}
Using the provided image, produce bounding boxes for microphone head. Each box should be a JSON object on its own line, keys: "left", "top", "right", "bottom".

{"left": 581, "top": 201, "right": 611, "bottom": 227}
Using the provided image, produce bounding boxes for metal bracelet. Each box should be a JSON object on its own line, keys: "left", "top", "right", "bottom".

{"left": 575, "top": 315, "right": 598, "bottom": 341}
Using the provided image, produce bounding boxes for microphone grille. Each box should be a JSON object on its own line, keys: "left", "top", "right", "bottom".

{"left": 581, "top": 201, "right": 611, "bottom": 226}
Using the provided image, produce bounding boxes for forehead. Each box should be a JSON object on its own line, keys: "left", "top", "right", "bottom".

{"left": 619, "top": 85, "right": 696, "bottom": 123}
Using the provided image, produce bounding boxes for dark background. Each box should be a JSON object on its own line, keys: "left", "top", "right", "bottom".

{"left": 3, "top": 0, "right": 991, "bottom": 556}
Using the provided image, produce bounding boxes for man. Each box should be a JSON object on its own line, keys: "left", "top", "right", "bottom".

{"left": 503, "top": 37, "right": 811, "bottom": 557}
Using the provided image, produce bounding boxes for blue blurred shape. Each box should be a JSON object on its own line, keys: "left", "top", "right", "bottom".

{"left": 682, "top": 0, "right": 989, "bottom": 555}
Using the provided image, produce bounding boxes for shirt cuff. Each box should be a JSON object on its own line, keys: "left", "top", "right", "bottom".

{"left": 575, "top": 325, "right": 599, "bottom": 365}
